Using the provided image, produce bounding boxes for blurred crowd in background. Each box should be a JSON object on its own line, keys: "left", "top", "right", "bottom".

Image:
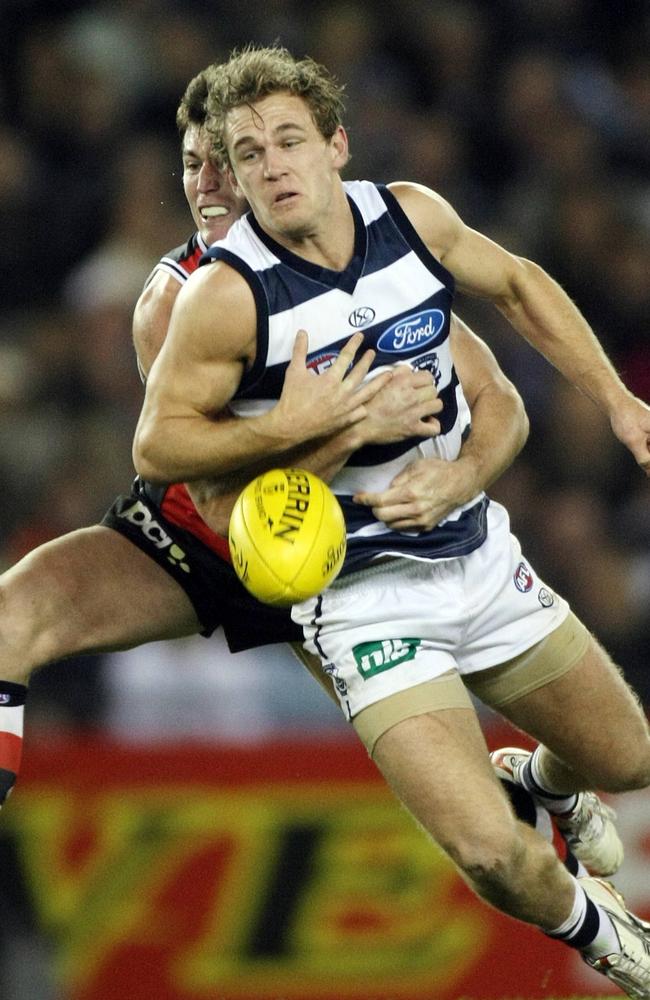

{"left": 0, "top": 0, "right": 648, "bottom": 733}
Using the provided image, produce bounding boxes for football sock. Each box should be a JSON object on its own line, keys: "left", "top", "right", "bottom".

{"left": 547, "top": 881, "right": 620, "bottom": 957}
{"left": 0, "top": 681, "right": 27, "bottom": 806}
{"left": 521, "top": 747, "right": 579, "bottom": 815}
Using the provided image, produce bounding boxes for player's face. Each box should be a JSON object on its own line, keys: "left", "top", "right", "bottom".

{"left": 224, "top": 92, "right": 349, "bottom": 244}
{"left": 182, "top": 125, "right": 247, "bottom": 244}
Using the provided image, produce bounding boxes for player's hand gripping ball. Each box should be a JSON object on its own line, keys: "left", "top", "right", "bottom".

{"left": 229, "top": 468, "right": 347, "bottom": 606}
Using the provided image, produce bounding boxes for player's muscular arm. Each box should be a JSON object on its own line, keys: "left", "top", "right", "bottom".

{"left": 188, "top": 365, "right": 444, "bottom": 535}
{"left": 353, "top": 315, "right": 528, "bottom": 531}
{"left": 447, "top": 316, "right": 529, "bottom": 495}
{"left": 133, "top": 264, "right": 390, "bottom": 483}
{"left": 132, "top": 271, "right": 181, "bottom": 379}
{"left": 390, "top": 181, "right": 650, "bottom": 474}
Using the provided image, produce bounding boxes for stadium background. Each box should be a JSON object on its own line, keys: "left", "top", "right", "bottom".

{"left": 0, "top": 1, "right": 648, "bottom": 997}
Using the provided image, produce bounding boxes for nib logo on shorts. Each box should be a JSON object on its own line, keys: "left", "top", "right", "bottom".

{"left": 513, "top": 561, "right": 534, "bottom": 593}
{"left": 353, "top": 638, "right": 421, "bottom": 679}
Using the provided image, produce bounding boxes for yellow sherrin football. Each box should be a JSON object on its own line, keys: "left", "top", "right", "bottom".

{"left": 228, "top": 468, "right": 347, "bottom": 606}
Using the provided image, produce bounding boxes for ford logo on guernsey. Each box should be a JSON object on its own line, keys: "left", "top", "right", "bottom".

{"left": 377, "top": 309, "right": 446, "bottom": 353}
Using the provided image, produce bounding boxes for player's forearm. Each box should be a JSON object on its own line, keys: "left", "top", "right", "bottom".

{"left": 453, "top": 378, "right": 529, "bottom": 503}
{"left": 187, "top": 428, "right": 360, "bottom": 535}
{"left": 133, "top": 408, "right": 315, "bottom": 484}
{"left": 500, "top": 259, "right": 632, "bottom": 415}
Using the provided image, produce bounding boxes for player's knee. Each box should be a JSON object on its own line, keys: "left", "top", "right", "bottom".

{"left": 597, "top": 740, "right": 650, "bottom": 793}
{"left": 454, "top": 823, "right": 558, "bottom": 914}
{"left": 0, "top": 559, "right": 80, "bottom": 678}
{"left": 0, "top": 582, "right": 35, "bottom": 682}
{"left": 447, "top": 823, "right": 525, "bottom": 897}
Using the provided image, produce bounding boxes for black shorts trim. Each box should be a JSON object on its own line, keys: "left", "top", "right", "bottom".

{"left": 101, "top": 484, "right": 302, "bottom": 651}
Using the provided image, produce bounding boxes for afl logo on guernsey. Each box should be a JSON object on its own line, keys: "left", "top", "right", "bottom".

{"left": 377, "top": 309, "right": 446, "bottom": 354}
{"left": 514, "top": 562, "right": 534, "bottom": 593}
{"left": 307, "top": 352, "right": 338, "bottom": 374}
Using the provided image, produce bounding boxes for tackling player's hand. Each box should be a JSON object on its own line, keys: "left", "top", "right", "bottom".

{"left": 353, "top": 455, "right": 481, "bottom": 531}
{"left": 272, "top": 330, "right": 392, "bottom": 440}
{"left": 356, "top": 365, "right": 443, "bottom": 445}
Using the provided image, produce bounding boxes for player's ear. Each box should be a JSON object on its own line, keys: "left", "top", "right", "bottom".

{"left": 330, "top": 126, "right": 349, "bottom": 169}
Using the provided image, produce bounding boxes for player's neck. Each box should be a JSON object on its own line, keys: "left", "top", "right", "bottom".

{"left": 265, "top": 188, "right": 354, "bottom": 271}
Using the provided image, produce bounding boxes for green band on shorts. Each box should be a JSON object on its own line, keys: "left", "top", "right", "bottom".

{"left": 464, "top": 611, "right": 591, "bottom": 709}
{"left": 353, "top": 672, "right": 473, "bottom": 756}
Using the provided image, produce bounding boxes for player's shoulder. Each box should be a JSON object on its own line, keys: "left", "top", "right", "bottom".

{"left": 135, "top": 268, "right": 181, "bottom": 321}
{"left": 387, "top": 181, "right": 453, "bottom": 217}
{"left": 152, "top": 232, "right": 207, "bottom": 285}
{"left": 172, "top": 254, "right": 258, "bottom": 346}
{"left": 133, "top": 269, "right": 184, "bottom": 378}
{"left": 387, "top": 181, "right": 460, "bottom": 256}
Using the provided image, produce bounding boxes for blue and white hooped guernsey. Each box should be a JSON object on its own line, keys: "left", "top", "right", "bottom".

{"left": 201, "top": 180, "right": 489, "bottom": 574}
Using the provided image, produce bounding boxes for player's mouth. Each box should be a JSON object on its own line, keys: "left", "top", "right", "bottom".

{"left": 200, "top": 205, "right": 230, "bottom": 220}
{"left": 274, "top": 191, "right": 299, "bottom": 205}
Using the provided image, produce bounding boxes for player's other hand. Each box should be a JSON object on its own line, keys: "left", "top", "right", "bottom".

{"left": 353, "top": 455, "right": 479, "bottom": 531}
{"left": 610, "top": 394, "right": 650, "bottom": 476}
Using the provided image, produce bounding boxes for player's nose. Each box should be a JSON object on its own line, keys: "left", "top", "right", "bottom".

{"left": 262, "top": 148, "right": 287, "bottom": 179}
{"left": 198, "top": 161, "right": 223, "bottom": 191}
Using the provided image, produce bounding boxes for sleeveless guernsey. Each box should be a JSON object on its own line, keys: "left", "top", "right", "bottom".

{"left": 202, "top": 181, "right": 489, "bottom": 574}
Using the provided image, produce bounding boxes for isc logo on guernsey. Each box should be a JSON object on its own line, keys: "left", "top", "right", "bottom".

{"left": 377, "top": 308, "right": 445, "bottom": 353}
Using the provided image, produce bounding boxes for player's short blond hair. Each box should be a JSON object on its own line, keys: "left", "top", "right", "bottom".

{"left": 206, "top": 45, "right": 346, "bottom": 166}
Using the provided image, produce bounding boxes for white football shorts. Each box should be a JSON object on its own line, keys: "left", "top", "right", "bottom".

{"left": 291, "top": 501, "right": 569, "bottom": 720}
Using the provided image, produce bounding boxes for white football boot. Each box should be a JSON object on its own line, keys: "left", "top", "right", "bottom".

{"left": 580, "top": 876, "right": 650, "bottom": 999}
{"left": 490, "top": 746, "right": 624, "bottom": 876}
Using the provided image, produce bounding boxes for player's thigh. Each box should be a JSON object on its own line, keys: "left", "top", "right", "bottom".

{"left": 0, "top": 525, "right": 200, "bottom": 665}
{"left": 497, "top": 634, "right": 650, "bottom": 790}
{"left": 372, "top": 706, "right": 517, "bottom": 867}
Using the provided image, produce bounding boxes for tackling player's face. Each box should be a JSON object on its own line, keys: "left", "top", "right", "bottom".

{"left": 182, "top": 125, "right": 247, "bottom": 244}
{"left": 224, "top": 92, "right": 349, "bottom": 245}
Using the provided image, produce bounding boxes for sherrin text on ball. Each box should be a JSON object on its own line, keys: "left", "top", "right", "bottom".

{"left": 228, "top": 468, "right": 347, "bottom": 606}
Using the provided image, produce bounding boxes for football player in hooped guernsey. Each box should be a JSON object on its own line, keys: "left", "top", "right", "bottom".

{"left": 135, "top": 47, "right": 650, "bottom": 998}
{"left": 0, "top": 65, "right": 553, "bottom": 830}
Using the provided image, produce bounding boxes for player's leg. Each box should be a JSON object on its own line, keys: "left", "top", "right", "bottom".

{"left": 468, "top": 614, "right": 650, "bottom": 875}
{"left": 454, "top": 503, "right": 649, "bottom": 880}
{"left": 492, "top": 633, "right": 650, "bottom": 794}
{"left": 0, "top": 523, "right": 202, "bottom": 807}
{"left": 0, "top": 525, "right": 200, "bottom": 682}
{"left": 372, "top": 705, "right": 575, "bottom": 924}
{"left": 294, "top": 553, "right": 650, "bottom": 993}
{"left": 369, "top": 702, "right": 650, "bottom": 996}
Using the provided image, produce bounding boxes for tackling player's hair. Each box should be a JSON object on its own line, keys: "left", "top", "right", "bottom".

{"left": 176, "top": 64, "right": 221, "bottom": 136}
{"left": 205, "top": 45, "right": 346, "bottom": 167}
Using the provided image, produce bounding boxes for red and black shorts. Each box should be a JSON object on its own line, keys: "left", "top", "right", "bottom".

{"left": 101, "top": 478, "right": 302, "bottom": 651}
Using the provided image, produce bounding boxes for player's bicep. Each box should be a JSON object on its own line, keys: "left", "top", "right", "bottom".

{"left": 390, "top": 181, "right": 524, "bottom": 305}
{"left": 145, "top": 264, "right": 255, "bottom": 420}
{"left": 443, "top": 224, "right": 525, "bottom": 304}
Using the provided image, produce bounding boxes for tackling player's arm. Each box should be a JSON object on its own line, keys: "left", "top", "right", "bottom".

{"left": 353, "top": 314, "right": 529, "bottom": 531}
{"left": 390, "top": 181, "right": 650, "bottom": 474}
{"left": 132, "top": 270, "right": 182, "bottom": 379}
{"left": 449, "top": 314, "right": 529, "bottom": 492}
{"left": 188, "top": 362, "right": 444, "bottom": 535}
{"left": 133, "top": 261, "right": 389, "bottom": 484}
